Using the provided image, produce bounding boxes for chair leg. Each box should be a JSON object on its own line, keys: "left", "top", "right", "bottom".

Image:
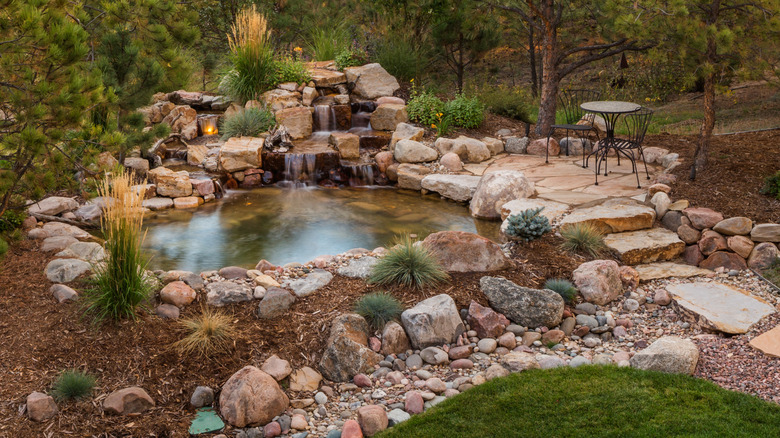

{"left": 638, "top": 146, "right": 650, "bottom": 179}
{"left": 545, "top": 132, "right": 551, "bottom": 164}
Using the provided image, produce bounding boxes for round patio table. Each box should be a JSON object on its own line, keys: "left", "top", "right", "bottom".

{"left": 580, "top": 101, "right": 641, "bottom": 185}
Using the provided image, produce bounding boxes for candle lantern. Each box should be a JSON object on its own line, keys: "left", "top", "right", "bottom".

{"left": 198, "top": 115, "right": 219, "bottom": 136}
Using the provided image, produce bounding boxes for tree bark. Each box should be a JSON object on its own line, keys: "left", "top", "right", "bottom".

{"left": 691, "top": 60, "right": 716, "bottom": 180}
{"left": 528, "top": 26, "right": 538, "bottom": 97}
{"left": 535, "top": 26, "right": 558, "bottom": 136}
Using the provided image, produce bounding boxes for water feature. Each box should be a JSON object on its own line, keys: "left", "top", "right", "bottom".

{"left": 279, "top": 153, "right": 318, "bottom": 188}
{"left": 143, "top": 187, "right": 500, "bottom": 272}
{"left": 343, "top": 163, "right": 376, "bottom": 186}
{"left": 313, "top": 105, "right": 336, "bottom": 132}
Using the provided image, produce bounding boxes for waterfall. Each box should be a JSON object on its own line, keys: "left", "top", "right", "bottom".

{"left": 279, "top": 153, "right": 318, "bottom": 188}
{"left": 313, "top": 105, "right": 336, "bottom": 132}
{"left": 344, "top": 163, "right": 376, "bottom": 187}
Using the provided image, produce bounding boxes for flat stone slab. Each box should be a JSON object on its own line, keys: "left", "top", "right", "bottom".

{"left": 537, "top": 191, "right": 607, "bottom": 206}
{"left": 421, "top": 174, "right": 481, "bottom": 202}
{"left": 559, "top": 198, "right": 655, "bottom": 233}
{"left": 500, "top": 198, "right": 569, "bottom": 222}
{"left": 667, "top": 282, "right": 775, "bottom": 334}
{"left": 604, "top": 228, "right": 685, "bottom": 265}
{"left": 749, "top": 325, "right": 780, "bottom": 358}
{"left": 635, "top": 262, "right": 713, "bottom": 282}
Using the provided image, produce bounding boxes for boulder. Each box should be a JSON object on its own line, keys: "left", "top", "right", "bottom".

{"left": 629, "top": 336, "right": 699, "bottom": 375}
{"left": 677, "top": 224, "right": 701, "bottom": 244}
{"left": 396, "top": 164, "right": 432, "bottom": 191}
{"left": 344, "top": 63, "right": 400, "bottom": 99}
{"left": 482, "top": 137, "right": 504, "bottom": 155}
{"left": 699, "top": 251, "right": 748, "bottom": 271}
{"left": 434, "top": 136, "right": 491, "bottom": 163}
{"left": 73, "top": 203, "right": 103, "bottom": 222}
{"left": 262, "top": 355, "right": 292, "bottom": 381}
{"left": 751, "top": 224, "right": 780, "bottom": 243}
{"left": 319, "top": 314, "right": 382, "bottom": 382}
{"left": 651, "top": 191, "right": 671, "bottom": 218}
{"left": 684, "top": 245, "right": 704, "bottom": 266}
{"left": 27, "top": 196, "right": 78, "bottom": 216}
{"left": 286, "top": 269, "right": 333, "bottom": 297}
{"left": 289, "top": 366, "right": 323, "bottom": 391}
{"left": 257, "top": 287, "right": 296, "bottom": 319}
{"left": 341, "top": 419, "right": 364, "bottom": 438}
{"left": 683, "top": 207, "right": 724, "bottom": 230}
{"left": 219, "top": 366, "right": 289, "bottom": 427}
{"left": 276, "top": 106, "right": 313, "bottom": 140}
{"left": 559, "top": 198, "right": 655, "bottom": 234}
{"left": 26, "top": 392, "right": 58, "bottom": 421}
{"left": 336, "top": 256, "right": 378, "bottom": 279}
{"left": 357, "top": 405, "right": 388, "bottom": 437}
{"left": 421, "top": 174, "right": 481, "bottom": 202}
{"left": 309, "top": 68, "right": 347, "bottom": 87}
{"left": 103, "top": 387, "right": 155, "bottom": 415}
{"left": 504, "top": 136, "right": 529, "bottom": 154}
{"left": 330, "top": 133, "right": 360, "bottom": 160}
{"left": 500, "top": 198, "right": 569, "bottom": 224}
{"left": 219, "top": 137, "right": 264, "bottom": 173}
{"left": 174, "top": 196, "right": 201, "bottom": 209}
{"left": 394, "top": 140, "right": 438, "bottom": 163}
{"left": 480, "top": 277, "right": 564, "bottom": 328}
{"left": 42, "top": 222, "right": 91, "bottom": 239}
{"left": 41, "top": 235, "right": 78, "bottom": 252}
{"left": 370, "top": 104, "right": 408, "bottom": 131}
{"left": 728, "top": 235, "right": 755, "bottom": 259}
{"left": 381, "top": 321, "right": 411, "bottom": 355}
{"left": 469, "top": 170, "right": 535, "bottom": 220}
{"left": 206, "top": 282, "right": 253, "bottom": 306}
{"left": 50, "top": 284, "right": 78, "bottom": 303}
{"left": 390, "top": 123, "right": 425, "bottom": 149}
{"left": 423, "top": 231, "right": 511, "bottom": 272}
{"left": 698, "top": 230, "right": 728, "bottom": 256}
{"left": 142, "top": 197, "right": 174, "bottom": 211}
{"left": 572, "top": 260, "right": 623, "bottom": 305}
{"left": 123, "top": 157, "right": 150, "bottom": 176}
{"left": 377, "top": 96, "right": 405, "bottom": 105}
{"left": 190, "top": 386, "right": 215, "bottom": 409}
{"left": 159, "top": 281, "right": 197, "bottom": 307}
{"left": 187, "top": 144, "right": 209, "bottom": 166}
{"left": 191, "top": 179, "right": 215, "bottom": 197}
{"left": 713, "top": 217, "right": 752, "bottom": 236}
{"left": 501, "top": 351, "right": 541, "bottom": 372}
{"left": 148, "top": 167, "right": 192, "bottom": 198}
{"left": 439, "top": 152, "right": 463, "bottom": 171}
{"left": 45, "top": 259, "right": 91, "bottom": 283}
{"left": 260, "top": 89, "right": 301, "bottom": 112}
{"left": 162, "top": 105, "right": 198, "bottom": 140}
{"left": 526, "top": 138, "right": 559, "bottom": 156}
{"left": 603, "top": 228, "right": 685, "bottom": 265}
{"left": 400, "top": 294, "right": 465, "bottom": 349}
{"left": 467, "top": 300, "right": 508, "bottom": 339}
{"left": 559, "top": 137, "right": 591, "bottom": 156}
{"left": 747, "top": 242, "right": 780, "bottom": 270}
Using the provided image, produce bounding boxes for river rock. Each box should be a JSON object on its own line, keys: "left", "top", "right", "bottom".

{"left": 262, "top": 355, "right": 292, "bottom": 381}
{"left": 394, "top": 140, "right": 438, "bottom": 163}
{"left": 559, "top": 198, "right": 655, "bottom": 234}
{"left": 439, "top": 152, "right": 463, "bottom": 171}
{"left": 206, "top": 282, "right": 253, "bottom": 306}
{"left": 219, "top": 136, "right": 263, "bottom": 173}
{"left": 683, "top": 207, "right": 723, "bottom": 230}
{"left": 699, "top": 251, "right": 748, "bottom": 271}
{"left": 469, "top": 170, "right": 535, "bottom": 219}
{"left": 420, "top": 347, "right": 449, "bottom": 365}
{"left": 423, "top": 231, "right": 511, "bottom": 272}
{"left": 287, "top": 269, "right": 333, "bottom": 297}
{"left": 629, "top": 336, "right": 699, "bottom": 375}
{"left": 41, "top": 235, "right": 78, "bottom": 252}
{"left": 713, "top": 217, "right": 752, "bottom": 236}
{"left": 727, "top": 235, "right": 755, "bottom": 259}
{"left": 344, "top": 63, "right": 400, "bottom": 99}
{"left": 421, "top": 174, "right": 481, "bottom": 202}
{"left": 751, "top": 224, "right": 780, "bottom": 243}
{"left": 319, "top": 314, "right": 382, "bottom": 382}
{"left": 697, "top": 230, "right": 727, "bottom": 256}
{"left": 27, "top": 196, "right": 79, "bottom": 216}
{"left": 504, "top": 136, "right": 529, "bottom": 154}
{"left": 396, "top": 164, "right": 432, "bottom": 191}
{"left": 55, "top": 241, "right": 106, "bottom": 262}
{"left": 45, "top": 258, "right": 91, "bottom": 283}
{"left": 370, "top": 104, "right": 407, "bottom": 131}
{"left": 276, "top": 106, "right": 313, "bottom": 140}
{"left": 26, "top": 392, "right": 58, "bottom": 421}
{"left": 381, "top": 321, "right": 411, "bottom": 355}
{"left": 257, "top": 287, "right": 296, "bottom": 319}
{"left": 50, "top": 284, "right": 78, "bottom": 303}
{"left": 219, "top": 366, "right": 289, "bottom": 427}
{"left": 572, "top": 260, "right": 623, "bottom": 305}
{"left": 501, "top": 351, "right": 540, "bottom": 372}
{"left": 289, "top": 366, "right": 323, "bottom": 391}
{"left": 480, "top": 276, "right": 564, "bottom": 328}
{"left": 143, "top": 197, "right": 174, "bottom": 211}
{"left": 337, "top": 257, "right": 377, "bottom": 279}
{"left": 357, "top": 405, "right": 388, "bottom": 437}
{"left": 747, "top": 242, "right": 780, "bottom": 270}
{"left": 467, "top": 300, "right": 509, "bottom": 339}
{"left": 390, "top": 123, "right": 424, "bottom": 149}
{"left": 148, "top": 167, "right": 192, "bottom": 198}
{"left": 160, "top": 281, "right": 196, "bottom": 307}
{"left": 401, "top": 294, "right": 464, "bottom": 349}
{"left": 42, "top": 221, "right": 91, "bottom": 239}
{"left": 103, "top": 387, "right": 155, "bottom": 415}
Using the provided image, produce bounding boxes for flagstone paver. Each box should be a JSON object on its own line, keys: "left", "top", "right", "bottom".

{"left": 749, "top": 325, "right": 780, "bottom": 358}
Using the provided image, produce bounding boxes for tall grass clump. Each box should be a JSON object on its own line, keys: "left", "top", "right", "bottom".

{"left": 220, "top": 107, "right": 276, "bottom": 140}
{"left": 82, "top": 171, "right": 152, "bottom": 323}
{"left": 172, "top": 307, "right": 236, "bottom": 357}
{"left": 370, "top": 235, "right": 449, "bottom": 289}
{"left": 307, "top": 26, "right": 350, "bottom": 61}
{"left": 543, "top": 278, "right": 578, "bottom": 303}
{"left": 354, "top": 292, "right": 404, "bottom": 331}
{"left": 51, "top": 369, "right": 96, "bottom": 401}
{"left": 560, "top": 222, "right": 607, "bottom": 256}
{"left": 220, "top": 6, "right": 276, "bottom": 102}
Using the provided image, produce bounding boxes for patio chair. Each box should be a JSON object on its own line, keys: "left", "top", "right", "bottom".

{"left": 606, "top": 107, "right": 654, "bottom": 188}
{"left": 545, "top": 89, "right": 601, "bottom": 164}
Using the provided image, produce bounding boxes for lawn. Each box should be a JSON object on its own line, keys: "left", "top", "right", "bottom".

{"left": 378, "top": 366, "right": 780, "bottom": 438}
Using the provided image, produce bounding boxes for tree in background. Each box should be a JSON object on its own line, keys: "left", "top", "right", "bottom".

{"left": 0, "top": 0, "right": 105, "bottom": 218}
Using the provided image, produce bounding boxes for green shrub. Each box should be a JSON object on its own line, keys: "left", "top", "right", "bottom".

{"left": 375, "top": 37, "right": 427, "bottom": 82}
{"left": 220, "top": 107, "right": 275, "bottom": 140}
{"left": 543, "top": 278, "right": 578, "bottom": 303}
{"left": 51, "top": 369, "right": 96, "bottom": 401}
{"left": 0, "top": 209, "right": 25, "bottom": 232}
{"left": 172, "top": 307, "right": 237, "bottom": 358}
{"left": 308, "top": 26, "right": 350, "bottom": 62}
{"left": 335, "top": 47, "right": 368, "bottom": 71}
{"left": 407, "top": 87, "right": 445, "bottom": 127}
{"left": 504, "top": 208, "right": 552, "bottom": 242}
{"left": 83, "top": 172, "right": 153, "bottom": 323}
{"left": 764, "top": 258, "right": 780, "bottom": 287}
{"left": 0, "top": 237, "right": 7, "bottom": 258}
{"left": 560, "top": 222, "right": 607, "bottom": 257}
{"left": 444, "top": 93, "right": 485, "bottom": 129}
{"left": 370, "top": 235, "right": 450, "bottom": 289}
{"left": 760, "top": 171, "right": 780, "bottom": 200}
{"left": 275, "top": 55, "right": 311, "bottom": 84}
{"left": 479, "top": 86, "right": 534, "bottom": 124}
{"left": 354, "top": 292, "right": 404, "bottom": 332}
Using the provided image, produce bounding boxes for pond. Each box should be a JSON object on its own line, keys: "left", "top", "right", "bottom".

{"left": 143, "top": 187, "right": 500, "bottom": 272}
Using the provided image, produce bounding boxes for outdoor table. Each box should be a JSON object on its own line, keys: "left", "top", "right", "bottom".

{"left": 580, "top": 101, "right": 641, "bottom": 184}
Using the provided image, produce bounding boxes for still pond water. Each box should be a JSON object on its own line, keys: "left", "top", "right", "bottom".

{"left": 143, "top": 187, "right": 500, "bottom": 272}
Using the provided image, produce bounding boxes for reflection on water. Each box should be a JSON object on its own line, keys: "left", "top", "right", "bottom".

{"left": 143, "top": 187, "right": 500, "bottom": 272}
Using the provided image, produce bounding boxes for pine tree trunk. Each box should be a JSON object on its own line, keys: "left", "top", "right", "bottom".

{"left": 534, "top": 28, "right": 558, "bottom": 136}
{"left": 529, "top": 27, "right": 538, "bottom": 97}
{"left": 690, "top": 37, "right": 717, "bottom": 180}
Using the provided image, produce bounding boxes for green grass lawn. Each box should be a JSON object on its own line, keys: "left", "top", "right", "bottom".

{"left": 378, "top": 366, "right": 780, "bottom": 438}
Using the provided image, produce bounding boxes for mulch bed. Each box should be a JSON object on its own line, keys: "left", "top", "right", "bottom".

{"left": 0, "top": 233, "right": 587, "bottom": 437}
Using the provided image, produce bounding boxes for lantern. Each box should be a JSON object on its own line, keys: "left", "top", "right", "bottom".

{"left": 198, "top": 115, "right": 219, "bottom": 136}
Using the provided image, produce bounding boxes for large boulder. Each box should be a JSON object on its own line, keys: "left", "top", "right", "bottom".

{"left": 421, "top": 174, "right": 481, "bottom": 202}
{"left": 161, "top": 105, "right": 198, "bottom": 140}
{"left": 205, "top": 282, "right": 253, "bottom": 306}
{"left": 260, "top": 89, "right": 302, "bottom": 112}
{"left": 309, "top": 68, "right": 347, "bottom": 87}
{"left": 148, "top": 167, "right": 192, "bottom": 198}
{"left": 124, "top": 157, "right": 150, "bottom": 176}
{"left": 713, "top": 217, "right": 753, "bottom": 236}
{"left": 187, "top": 143, "right": 209, "bottom": 166}
{"left": 396, "top": 164, "right": 432, "bottom": 191}
{"left": 103, "top": 387, "right": 155, "bottom": 415}
{"left": 45, "top": 259, "right": 91, "bottom": 283}
{"left": 434, "top": 136, "right": 491, "bottom": 163}
{"left": 699, "top": 251, "right": 748, "bottom": 271}
{"left": 751, "top": 224, "right": 780, "bottom": 243}
{"left": 219, "top": 366, "right": 289, "bottom": 427}
{"left": 559, "top": 198, "right": 655, "bottom": 234}
{"left": 527, "top": 138, "right": 559, "bottom": 156}
{"left": 27, "top": 196, "right": 79, "bottom": 216}
{"left": 469, "top": 170, "right": 536, "bottom": 220}
{"left": 319, "top": 314, "right": 382, "bottom": 382}
{"left": 629, "top": 336, "right": 699, "bottom": 375}
{"left": 219, "top": 137, "right": 264, "bottom": 173}
{"left": 344, "top": 63, "right": 400, "bottom": 99}
{"left": 286, "top": 269, "right": 333, "bottom": 298}
{"left": 604, "top": 228, "right": 685, "bottom": 265}
{"left": 423, "top": 231, "right": 511, "bottom": 272}
{"left": 400, "top": 294, "right": 465, "bottom": 349}
{"left": 480, "top": 276, "right": 564, "bottom": 328}
{"left": 55, "top": 241, "right": 105, "bottom": 262}
{"left": 330, "top": 132, "right": 360, "bottom": 160}
{"left": 394, "top": 140, "right": 438, "bottom": 163}
{"left": 276, "top": 106, "right": 312, "bottom": 140}
{"left": 381, "top": 321, "right": 411, "bottom": 355}
{"left": 159, "top": 281, "right": 197, "bottom": 307}
{"left": 390, "top": 123, "right": 424, "bottom": 149}
{"left": 257, "top": 287, "right": 296, "bottom": 318}
{"left": 747, "top": 242, "right": 780, "bottom": 270}
{"left": 572, "top": 260, "right": 623, "bottom": 305}
{"left": 467, "top": 300, "right": 509, "bottom": 339}
{"left": 370, "top": 104, "right": 408, "bottom": 131}
{"left": 683, "top": 207, "right": 724, "bottom": 230}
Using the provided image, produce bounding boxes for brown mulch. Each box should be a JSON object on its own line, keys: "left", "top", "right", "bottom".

{"left": 641, "top": 130, "right": 780, "bottom": 224}
{"left": 0, "top": 233, "right": 587, "bottom": 437}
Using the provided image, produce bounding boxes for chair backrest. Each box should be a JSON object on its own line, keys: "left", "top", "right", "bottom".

{"left": 558, "top": 89, "right": 601, "bottom": 125}
{"left": 622, "top": 107, "right": 653, "bottom": 146}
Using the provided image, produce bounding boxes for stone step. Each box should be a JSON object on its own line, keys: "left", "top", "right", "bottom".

{"left": 558, "top": 198, "right": 655, "bottom": 234}
{"left": 749, "top": 325, "right": 780, "bottom": 358}
{"left": 635, "top": 262, "right": 713, "bottom": 282}
{"left": 667, "top": 282, "right": 775, "bottom": 334}
{"left": 603, "top": 228, "right": 685, "bottom": 265}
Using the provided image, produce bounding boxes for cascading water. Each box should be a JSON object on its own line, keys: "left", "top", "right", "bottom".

{"left": 313, "top": 105, "right": 337, "bottom": 132}
{"left": 279, "top": 153, "right": 318, "bottom": 188}
{"left": 343, "top": 163, "right": 376, "bottom": 187}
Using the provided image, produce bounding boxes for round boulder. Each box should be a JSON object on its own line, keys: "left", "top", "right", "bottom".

{"left": 219, "top": 366, "right": 289, "bottom": 427}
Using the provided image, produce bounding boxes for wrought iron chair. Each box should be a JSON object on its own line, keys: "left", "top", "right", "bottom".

{"left": 598, "top": 107, "right": 653, "bottom": 188}
{"left": 545, "top": 89, "right": 601, "bottom": 164}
